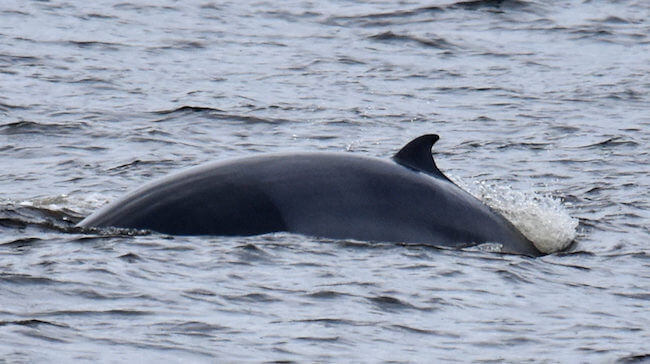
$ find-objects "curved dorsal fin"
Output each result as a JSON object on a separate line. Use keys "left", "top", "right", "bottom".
{"left": 392, "top": 134, "right": 451, "bottom": 182}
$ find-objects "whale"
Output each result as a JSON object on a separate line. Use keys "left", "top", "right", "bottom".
{"left": 78, "top": 134, "right": 543, "bottom": 256}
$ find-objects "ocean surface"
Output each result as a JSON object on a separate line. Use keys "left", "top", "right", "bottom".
{"left": 1, "top": 0, "right": 649, "bottom": 362}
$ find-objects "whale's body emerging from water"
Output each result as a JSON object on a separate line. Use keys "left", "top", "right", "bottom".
{"left": 78, "top": 135, "right": 542, "bottom": 256}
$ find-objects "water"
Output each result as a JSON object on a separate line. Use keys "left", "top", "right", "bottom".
{"left": 1, "top": 0, "right": 649, "bottom": 361}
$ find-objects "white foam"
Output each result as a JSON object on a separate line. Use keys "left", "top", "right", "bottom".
{"left": 450, "top": 175, "right": 578, "bottom": 254}
{"left": 19, "top": 195, "right": 69, "bottom": 211}
{"left": 19, "top": 193, "right": 111, "bottom": 214}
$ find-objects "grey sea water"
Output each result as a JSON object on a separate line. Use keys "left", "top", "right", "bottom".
{"left": 1, "top": 0, "right": 649, "bottom": 362}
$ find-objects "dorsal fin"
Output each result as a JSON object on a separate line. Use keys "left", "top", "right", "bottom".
{"left": 392, "top": 134, "right": 451, "bottom": 182}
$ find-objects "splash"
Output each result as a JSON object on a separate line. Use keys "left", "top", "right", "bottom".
{"left": 450, "top": 176, "right": 578, "bottom": 254}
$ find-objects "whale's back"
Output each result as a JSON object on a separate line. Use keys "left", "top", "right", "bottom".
{"left": 79, "top": 152, "right": 541, "bottom": 256}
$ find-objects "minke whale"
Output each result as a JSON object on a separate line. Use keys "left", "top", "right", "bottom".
{"left": 78, "top": 134, "right": 543, "bottom": 256}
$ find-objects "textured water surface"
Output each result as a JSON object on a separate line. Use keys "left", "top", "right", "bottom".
{"left": 1, "top": 0, "right": 649, "bottom": 362}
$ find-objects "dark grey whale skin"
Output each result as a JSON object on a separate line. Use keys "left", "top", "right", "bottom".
{"left": 78, "top": 135, "right": 542, "bottom": 257}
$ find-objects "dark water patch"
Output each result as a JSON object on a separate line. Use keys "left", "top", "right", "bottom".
{"left": 577, "top": 137, "right": 638, "bottom": 149}
{"left": 265, "top": 359, "right": 298, "bottom": 364}
{"left": 1, "top": 9, "right": 29, "bottom": 16}
{"left": 0, "top": 68, "right": 18, "bottom": 75}
{"left": 153, "top": 321, "right": 228, "bottom": 337}
{"left": 107, "top": 158, "right": 175, "bottom": 173}
{"left": 234, "top": 243, "right": 274, "bottom": 263}
{"left": 510, "top": 93, "right": 542, "bottom": 101}
{"left": 535, "top": 172, "right": 572, "bottom": 180}
{"left": 126, "top": 136, "right": 191, "bottom": 148}
{"left": 295, "top": 336, "right": 340, "bottom": 342}
{"left": 260, "top": 104, "right": 299, "bottom": 111}
{"left": 304, "top": 290, "right": 349, "bottom": 299}
{"left": 183, "top": 288, "right": 216, "bottom": 297}
{"left": 436, "top": 269, "right": 464, "bottom": 277}
{"left": 367, "top": 295, "right": 420, "bottom": 312}
{"left": 86, "top": 268, "right": 117, "bottom": 276}
{"left": 325, "top": 6, "right": 444, "bottom": 27}
{"left": 133, "top": 125, "right": 173, "bottom": 137}
{"left": 569, "top": 27, "right": 615, "bottom": 40}
{"left": 623, "top": 252, "right": 649, "bottom": 260}
{"left": 34, "top": 1, "right": 75, "bottom": 11}
{"left": 396, "top": 263, "right": 437, "bottom": 271}
{"left": 156, "top": 41, "right": 207, "bottom": 51}
{"left": 571, "top": 323, "right": 643, "bottom": 334}
{"left": 450, "top": 0, "right": 532, "bottom": 11}
{"left": 618, "top": 354, "right": 650, "bottom": 363}
{"left": 64, "top": 40, "right": 124, "bottom": 52}
{"left": 559, "top": 96, "right": 596, "bottom": 103}
{"left": 578, "top": 217, "right": 607, "bottom": 230}
{"left": 37, "top": 260, "right": 56, "bottom": 267}
{"left": 325, "top": 0, "right": 533, "bottom": 28}
{"left": 550, "top": 125, "right": 581, "bottom": 133}
{"left": 151, "top": 106, "right": 291, "bottom": 124}
{"left": 435, "top": 85, "right": 506, "bottom": 93}
{"left": 322, "top": 281, "right": 378, "bottom": 289}
{"left": 368, "top": 31, "right": 455, "bottom": 50}
{"left": 0, "top": 319, "right": 68, "bottom": 328}
{"left": 337, "top": 56, "right": 365, "bottom": 65}
{"left": 57, "top": 144, "right": 108, "bottom": 152}
{"left": 497, "top": 141, "right": 550, "bottom": 150}
{"left": 612, "top": 292, "right": 650, "bottom": 301}
{"left": 81, "top": 13, "right": 118, "bottom": 20}
{"left": 292, "top": 318, "right": 362, "bottom": 327}
{"left": 606, "top": 89, "right": 644, "bottom": 101}
{"left": 460, "top": 140, "right": 489, "bottom": 149}
{"left": 493, "top": 268, "right": 531, "bottom": 284}
{"left": 0, "top": 54, "right": 39, "bottom": 65}
{"left": 112, "top": 3, "right": 180, "bottom": 13}
{"left": 290, "top": 261, "right": 326, "bottom": 268}
{"left": 213, "top": 113, "right": 292, "bottom": 125}
{"left": 41, "top": 309, "right": 152, "bottom": 317}
{"left": 224, "top": 292, "right": 280, "bottom": 303}
{"left": 284, "top": 59, "right": 323, "bottom": 72}
{"left": 592, "top": 16, "right": 634, "bottom": 25}
{"left": 20, "top": 330, "right": 70, "bottom": 343}
{"left": 118, "top": 252, "right": 141, "bottom": 263}
{"left": 62, "top": 288, "right": 140, "bottom": 300}
{"left": 391, "top": 324, "right": 461, "bottom": 338}
{"left": 68, "top": 77, "right": 115, "bottom": 86}
{"left": 304, "top": 134, "right": 340, "bottom": 141}
{"left": 0, "top": 273, "right": 61, "bottom": 285}
{"left": 199, "top": 3, "right": 223, "bottom": 11}
{"left": 0, "top": 120, "right": 87, "bottom": 136}
{"left": 0, "top": 237, "right": 42, "bottom": 248}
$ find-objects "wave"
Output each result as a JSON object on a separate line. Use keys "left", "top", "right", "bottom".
{"left": 368, "top": 31, "right": 456, "bottom": 49}
{"left": 0, "top": 202, "right": 82, "bottom": 235}
{"left": 0, "top": 120, "right": 87, "bottom": 135}
{"left": 325, "top": 0, "right": 537, "bottom": 27}
{"left": 152, "top": 105, "right": 293, "bottom": 124}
